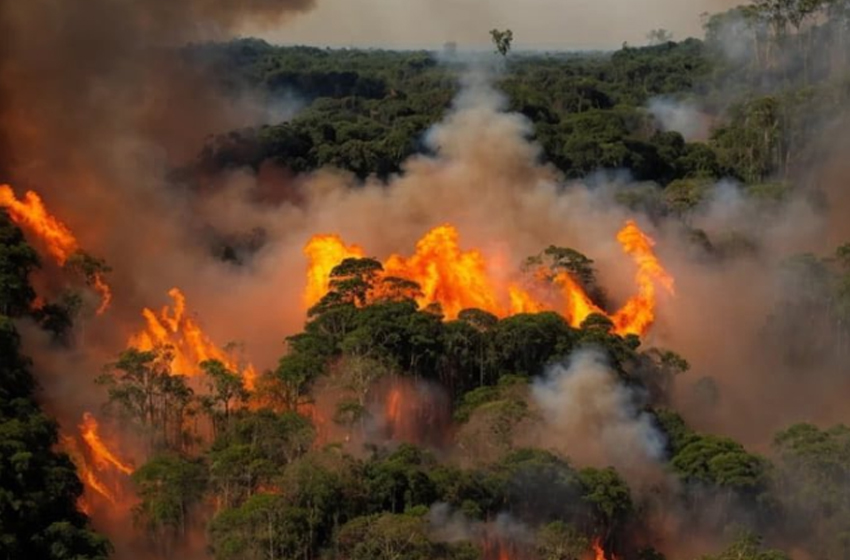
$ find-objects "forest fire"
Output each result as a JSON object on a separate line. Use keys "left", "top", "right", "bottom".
{"left": 297, "top": 402, "right": 329, "bottom": 446}
{"left": 304, "top": 221, "right": 673, "bottom": 336}
{"left": 592, "top": 537, "right": 618, "bottom": 560}
{"left": 128, "top": 288, "right": 257, "bottom": 390}
{"left": 303, "top": 234, "right": 365, "bottom": 307}
{"left": 482, "top": 534, "right": 522, "bottom": 560}
{"left": 380, "top": 377, "right": 452, "bottom": 446}
{"left": 80, "top": 412, "right": 134, "bottom": 476}
{"left": 0, "top": 184, "right": 112, "bottom": 313}
{"left": 609, "top": 220, "right": 675, "bottom": 336}
{"left": 62, "top": 413, "right": 134, "bottom": 509}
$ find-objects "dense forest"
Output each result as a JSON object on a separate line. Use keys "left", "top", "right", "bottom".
{"left": 3, "top": 1, "right": 850, "bottom": 559}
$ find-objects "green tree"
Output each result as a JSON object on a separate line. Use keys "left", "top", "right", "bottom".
{"left": 536, "top": 521, "right": 590, "bottom": 560}
{"left": 209, "top": 493, "right": 311, "bottom": 560}
{"left": 200, "top": 359, "right": 248, "bottom": 436}
{"left": 699, "top": 531, "right": 790, "bottom": 560}
{"left": 280, "top": 450, "right": 367, "bottom": 554}
{"left": 0, "top": 215, "right": 39, "bottom": 316}
{"left": 772, "top": 423, "right": 850, "bottom": 559}
{"left": 673, "top": 435, "right": 766, "bottom": 490}
{"left": 577, "top": 467, "right": 633, "bottom": 546}
{"left": 97, "top": 348, "right": 194, "bottom": 452}
{"left": 207, "top": 410, "right": 314, "bottom": 509}
{"left": 31, "top": 290, "right": 83, "bottom": 344}
{"left": 270, "top": 350, "right": 325, "bottom": 412}
{"left": 493, "top": 312, "right": 575, "bottom": 377}
{"left": 490, "top": 29, "right": 514, "bottom": 56}
{"left": 335, "top": 513, "right": 436, "bottom": 560}
{"left": 0, "top": 216, "right": 109, "bottom": 558}
{"left": 132, "top": 454, "right": 207, "bottom": 556}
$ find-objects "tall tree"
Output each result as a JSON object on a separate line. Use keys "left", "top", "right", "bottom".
{"left": 490, "top": 29, "right": 514, "bottom": 56}
{"left": 0, "top": 215, "right": 109, "bottom": 559}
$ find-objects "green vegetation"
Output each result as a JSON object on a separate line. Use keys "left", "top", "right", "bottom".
{"left": 0, "top": 216, "right": 110, "bottom": 559}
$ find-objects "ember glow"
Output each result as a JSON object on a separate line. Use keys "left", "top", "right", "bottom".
{"left": 297, "top": 402, "right": 329, "bottom": 447}
{"left": 592, "top": 537, "right": 619, "bottom": 560}
{"left": 482, "top": 535, "right": 520, "bottom": 560}
{"left": 129, "top": 287, "right": 258, "bottom": 390}
{"left": 0, "top": 184, "right": 112, "bottom": 313}
{"left": 304, "top": 220, "right": 673, "bottom": 336}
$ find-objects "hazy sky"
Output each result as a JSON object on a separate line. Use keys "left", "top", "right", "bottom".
{"left": 248, "top": 0, "right": 740, "bottom": 50}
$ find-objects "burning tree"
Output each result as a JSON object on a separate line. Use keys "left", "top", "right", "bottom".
{"left": 304, "top": 221, "right": 674, "bottom": 337}
{"left": 0, "top": 185, "right": 113, "bottom": 314}
{"left": 96, "top": 348, "right": 195, "bottom": 453}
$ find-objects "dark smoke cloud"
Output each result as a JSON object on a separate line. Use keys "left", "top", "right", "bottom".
{"left": 0, "top": 0, "right": 320, "bottom": 359}
{"left": 0, "top": 0, "right": 314, "bottom": 176}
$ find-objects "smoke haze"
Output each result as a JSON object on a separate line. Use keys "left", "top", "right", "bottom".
{"left": 530, "top": 350, "right": 666, "bottom": 478}
{"left": 4, "top": 0, "right": 850, "bottom": 556}
{"left": 254, "top": 0, "right": 741, "bottom": 49}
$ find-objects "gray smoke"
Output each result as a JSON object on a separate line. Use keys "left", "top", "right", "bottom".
{"left": 531, "top": 350, "right": 667, "bottom": 477}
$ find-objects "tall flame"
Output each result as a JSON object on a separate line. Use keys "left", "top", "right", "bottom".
{"left": 62, "top": 434, "right": 117, "bottom": 505}
{"left": 61, "top": 413, "right": 134, "bottom": 508}
{"left": 592, "top": 537, "right": 619, "bottom": 560}
{"left": 129, "top": 287, "right": 257, "bottom": 390}
{"left": 382, "top": 225, "right": 501, "bottom": 319}
{"left": 0, "top": 184, "right": 112, "bottom": 313}
{"left": 303, "top": 234, "right": 364, "bottom": 308}
{"left": 79, "top": 412, "right": 134, "bottom": 475}
{"left": 382, "top": 381, "right": 448, "bottom": 445}
{"left": 0, "top": 185, "right": 77, "bottom": 263}
{"left": 303, "top": 221, "right": 673, "bottom": 336}
{"left": 555, "top": 272, "right": 606, "bottom": 326}
{"left": 610, "top": 220, "right": 675, "bottom": 336}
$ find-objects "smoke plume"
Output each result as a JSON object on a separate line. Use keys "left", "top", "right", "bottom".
{"left": 5, "top": 0, "right": 850, "bottom": 551}
{"left": 530, "top": 350, "right": 666, "bottom": 481}
{"left": 255, "top": 0, "right": 742, "bottom": 49}
{"left": 648, "top": 97, "right": 713, "bottom": 141}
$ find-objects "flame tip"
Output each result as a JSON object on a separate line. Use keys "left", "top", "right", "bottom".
{"left": 303, "top": 220, "right": 673, "bottom": 337}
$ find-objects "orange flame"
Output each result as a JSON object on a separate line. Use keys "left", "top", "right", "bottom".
{"left": 61, "top": 413, "right": 135, "bottom": 509}
{"left": 507, "top": 284, "right": 546, "bottom": 315}
{"left": 62, "top": 434, "right": 117, "bottom": 505}
{"left": 129, "top": 288, "right": 257, "bottom": 390}
{"left": 304, "top": 221, "right": 673, "bottom": 336}
{"left": 380, "top": 378, "right": 451, "bottom": 446}
{"left": 591, "top": 537, "right": 619, "bottom": 560}
{"left": 382, "top": 225, "right": 501, "bottom": 319}
{"left": 79, "top": 412, "right": 134, "bottom": 475}
{"left": 483, "top": 534, "right": 519, "bottom": 560}
{"left": 0, "top": 185, "right": 78, "bottom": 264}
{"left": 92, "top": 273, "right": 112, "bottom": 315}
{"left": 386, "top": 387, "right": 402, "bottom": 427}
{"left": 0, "top": 184, "right": 112, "bottom": 313}
{"left": 303, "top": 234, "right": 365, "bottom": 308}
{"left": 555, "top": 272, "right": 606, "bottom": 326}
{"left": 610, "top": 220, "right": 675, "bottom": 336}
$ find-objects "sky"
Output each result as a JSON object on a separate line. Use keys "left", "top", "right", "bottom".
{"left": 246, "top": 0, "right": 741, "bottom": 50}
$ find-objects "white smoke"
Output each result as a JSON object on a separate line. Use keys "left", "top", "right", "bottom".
{"left": 648, "top": 96, "right": 711, "bottom": 141}
{"left": 531, "top": 349, "right": 666, "bottom": 475}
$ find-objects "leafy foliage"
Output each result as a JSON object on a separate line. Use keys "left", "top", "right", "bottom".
{"left": 0, "top": 215, "right": 109, "bottom": 559}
